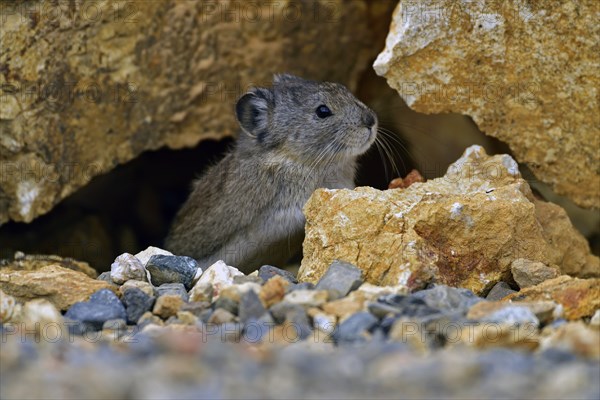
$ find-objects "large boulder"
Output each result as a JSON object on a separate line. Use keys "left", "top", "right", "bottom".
{"left": 0, "top": 0, "right": 394, "bottom": 224}
{"left": 298, "top": 146, "right": 599, "bottom": 295}
{"left": 373, "top": 0, "right": 599, "bottom": 209}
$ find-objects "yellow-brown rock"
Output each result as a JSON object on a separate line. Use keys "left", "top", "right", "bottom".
{"left": 298, "top": 146, "right": 599, "bottom": 295}
{"left": 505, "top": 276, "right": 600, "bottom": 320}
{"left": 1, "top": 253, "right": 97, "bottom": 278}
{"left": 0, "top": 264, "right": 114, "bottom": 310}
{"left": 0, "top": 0, "right": 395, "bottom": 224}
{"left": 541, "top": 322, "right": 600, "bottom": 359}
{"left": 374, "top": 0, "right": 599, "bottom": 209}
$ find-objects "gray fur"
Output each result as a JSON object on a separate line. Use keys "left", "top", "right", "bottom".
{"left": 165, "top": 74, "right": 378, "bottom": 273}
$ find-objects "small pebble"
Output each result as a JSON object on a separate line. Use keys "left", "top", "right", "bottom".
{"left": 333, "top": 312, "right": 378, "bottom": 344}
{"left": 189, "top": 282, "right": 213, "bottom": 303}
{"left": 486, "top": 281, "right": 517, "bottom": 301}
{"left": 258, "top": 265, "right": 298, "bottom": 284}
{"left": 156, "top": 283, "right": 189, "bottom": 302}
{"left": 137, "top": 311, "right": 165, "bottom": 330}
{"left": 134, "top": 246, "right": 173, "bottom": 266}
{"left": 122, "top": 287, "right": 156, "bottom": 324}
{"left": 239, "top": 290, "right": 267, "bottom": 324}
{"left": 195, "top": 260, "right": 244, "bottom": 299}
{"left": 259, "top": 275, "right": 289, "bottom": 308}
{"left": 110, "top": 253, "right": 147, "bottom": 284}
{"left": 269, "top": 302, "right": 305, "bottom": 325}
{"left": 153, "top": 294, "right": 184, "bottom": 319}
{"left": 120, "top": 280, "right": 155, "bottom": 297}
{"left": 146, "top": 255, "right": 199, "bottom": 289}
{"left": 65, "top": 289, "right": 127, "bottom": 332}
{"left": 315, "top": 260, "right": 363, "bottom": 297}
{"left": 511, "top": 259, "right": 560, "bottom": 289}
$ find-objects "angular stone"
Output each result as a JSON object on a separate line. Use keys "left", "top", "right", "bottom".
{"left": 238, "top": 290, "right": 267, "bottom": 324}
{"left": 122, "top": 287, "right": 156, "bottom": 325}
{"left": 156, "top": 283, "right": 189, "bottom": 302}
{"left": 195, "top": 261, "right": 244, "bottom": 300}
{"left": 146, "top": 255, "right": 198, "bottom": 289}
{"left": 110, "top": 253, "right": 147, "bottom": 284}
{"left": 258, "top": 265, "right": 298, "bottom": 284}
{"left": 511, "top": 259, "right": 560, "bottom": 289}
{"left": 0, "top": 265, "right": 114, "bottom": 311}
{"left": 65, "top": 289, "right": 126, "bottom": 332}
{"left": 332, "top": 312, "right": 378, "bottom": 344}
{"left": 505, "top": 276, "right": 600, "bottom": 320}
{"left": 189, "top": 282, "right": 213, "bottom": 303}
{"left": 152, "top": 295, "right": 184, "bottom": 319}
{"left": 486, "top": 282, "right": 517, "bottom": 301}
{"left": 314, "top": 260, "right": 363, "bottom": 297}
{"left": 0, "top": 1, "right": 395, "bottom": 224}
{"left": 259, "top": 275, "right": 289, "bottom": 308}
{"left": 119, "top": 280, "right": 155, "bottom": 298}
{"left": 298, "top": 146, "right": 599, "bottom": 295}
{"left": 134, "top": 247, "right": 173, "bottom": 267}
{"left": 374, "top": 0, "right": 600, "bottom": 208}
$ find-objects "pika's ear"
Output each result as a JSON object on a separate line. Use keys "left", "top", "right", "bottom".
{"left": 235, "top": 88, "right": 273, "bottom": 138}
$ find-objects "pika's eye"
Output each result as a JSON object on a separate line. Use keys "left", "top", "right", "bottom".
{"left": 315, "top": 105, "right": 332, "bottom": 118}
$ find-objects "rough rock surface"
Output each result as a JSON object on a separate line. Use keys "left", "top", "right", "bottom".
{"left": 0, "top": 0, "right": 395, "bottom": 224}
{"left": 1, "top": 253, "right": 97, "bottom": 278}
{"left": 373, "top": 0, "right": 600, "bottom": 208}
{"left": 298, "top": 146, "right": 599, "bottom": 294}
{"left": 511, "top": 259, "right": 560, "bottom": 289}
{"left": 0, "top": 264, "right": 113, "bottom": 310}
{"left": 505, "top": 276, "right": 600, "bottom": 320}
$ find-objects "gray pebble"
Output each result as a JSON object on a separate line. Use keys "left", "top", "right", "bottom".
{"left": 486, "top": 281, "right": 517, "bottom": 301}
{"left": 238, "top": 290, "right": 267, "bottom": 324}
{"left": 258, "top": 265, "right": 298, "bottom": 284}
{"left": 146, "top": 255, "right": 198, "bottom": 289}
{"left": 315, "top": 260, "right": 362, "bottom": 297}
{"left": 122, "top": 287, "right": 155, "bottom": 324}
{"left": 65, "top": 289, "right": 126, "bottom": 332}
{"left": 333, "top": 312, "right": 378, "bottom": 344}
{"left": 156, "top": 283, "right": 189, "bottom": 302}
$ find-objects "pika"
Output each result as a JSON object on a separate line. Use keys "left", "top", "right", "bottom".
{"left": 165, "top": 74, "right": 378, "bottom": 273}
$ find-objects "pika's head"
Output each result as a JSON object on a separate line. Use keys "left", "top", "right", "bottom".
{"left": 235, "top": 74, "right": 378, "bottom": 163}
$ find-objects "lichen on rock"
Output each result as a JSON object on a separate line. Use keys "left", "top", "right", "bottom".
{"left": 298, "top": 145, "right": 599, "bottom": 295}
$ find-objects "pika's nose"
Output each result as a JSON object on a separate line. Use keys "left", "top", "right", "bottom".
{"left": 363, "top": 113, "right": 376, "bottom": 128}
